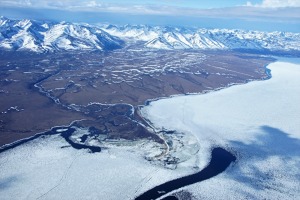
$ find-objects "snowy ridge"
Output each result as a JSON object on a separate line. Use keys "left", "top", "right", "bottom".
{"left": 102, "top": 24, "right": 300, "bottom": 52}
{"left": 1, "top": 16, "right": 300, "bottom": 52}
{"left": 0, "top": 16, "right": 124, "bottom": 52}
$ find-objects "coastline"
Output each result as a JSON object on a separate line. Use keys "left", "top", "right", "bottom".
{"left": 0, "top": 119, "right": 87, "bottom": 153}
{"left": 142, "top": 58, "right": 275, "bottom": 108}
{"left": 139, "top": 58, "right": 300, "bottom": 199}
{"left": 1, "top": 58, "right": 299, "bottom": 200}
{"left": 0, "top": 57, "right": 276, "bottom": 155}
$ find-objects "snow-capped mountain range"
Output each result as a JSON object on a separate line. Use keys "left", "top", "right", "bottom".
{"left": 1, "top": 16, "right": 300, "bottom": 53}
{"left": 102, "top": 24, "right": 300, "bottom": 52}
{"left": 0, "top": 16, "right": 124, "bottom": 52}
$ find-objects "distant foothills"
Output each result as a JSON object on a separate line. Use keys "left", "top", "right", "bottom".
{"left": 0, "top": 16, "right": 300, "bottom": 55}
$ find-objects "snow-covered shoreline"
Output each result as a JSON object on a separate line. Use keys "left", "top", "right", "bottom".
{"left": 0, "top": 58, "right": 299, "bottom": 200}
{"left": 141, "top": 58, "right": 300, "bottom": 199}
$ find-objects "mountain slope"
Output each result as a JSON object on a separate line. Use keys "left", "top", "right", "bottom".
{"left": 1, "top": 16, "right": 300, "bottom": 53}
{"left": 102, "top": 24, "right": 300, "bottom": 52}
{"left": 0, "top": 17, "right": 124, "bottom": 52}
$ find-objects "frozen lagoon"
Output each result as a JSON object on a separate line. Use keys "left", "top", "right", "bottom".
{"left": 141, "top": 59, "right": 300, "bottom": 199}
{"left": 0, "top": 59, "right": 299, "bottom": 200}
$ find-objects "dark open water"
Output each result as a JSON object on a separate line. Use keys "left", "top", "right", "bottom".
{"left": 135, "top": 147, "right": 236, "bottom": 200}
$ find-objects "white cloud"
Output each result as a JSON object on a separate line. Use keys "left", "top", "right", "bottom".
{"left": 86, "top": 1, "right": 101, "bottom": 7}
{"left": 247, "top": 0, "right": 300, "bottom": 8}
{"left": 246, "top": 1, "right": 254, "bottom": 6}
{"left": 0, "top": 0, "right": 101, "bottom": 8}
{"left": 0, "top": 0, "right": 299, "bottom": 22}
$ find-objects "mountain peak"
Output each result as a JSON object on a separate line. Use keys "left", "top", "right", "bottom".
{"left": 0, "top": 17, "right": 300, "bottom": 54}
{"left": 0, "top": 17, "right": 124, "bottom": 52}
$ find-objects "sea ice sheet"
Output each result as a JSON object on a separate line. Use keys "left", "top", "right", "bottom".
{"left": 141, "top": 59, "right": 300, "bottom": 199}
{"left": 0, "top": 134, "right": 194, "bottom": 200}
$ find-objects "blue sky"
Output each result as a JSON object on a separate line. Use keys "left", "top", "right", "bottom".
{"left": 0, "top": 0, "right": 300, "bottom": 32}
{"left": 1, "top": 0, "right": 299, "bottom": 9}
{"left": 98, "top": 0, "right": 262, "bottom": 8}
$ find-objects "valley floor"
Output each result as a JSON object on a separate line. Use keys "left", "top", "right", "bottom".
{"left": 0, "top": 50, "right": 272, "bottom": 146}
{"left": 1, "top": 51, "right": 297, "bottom": 200}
